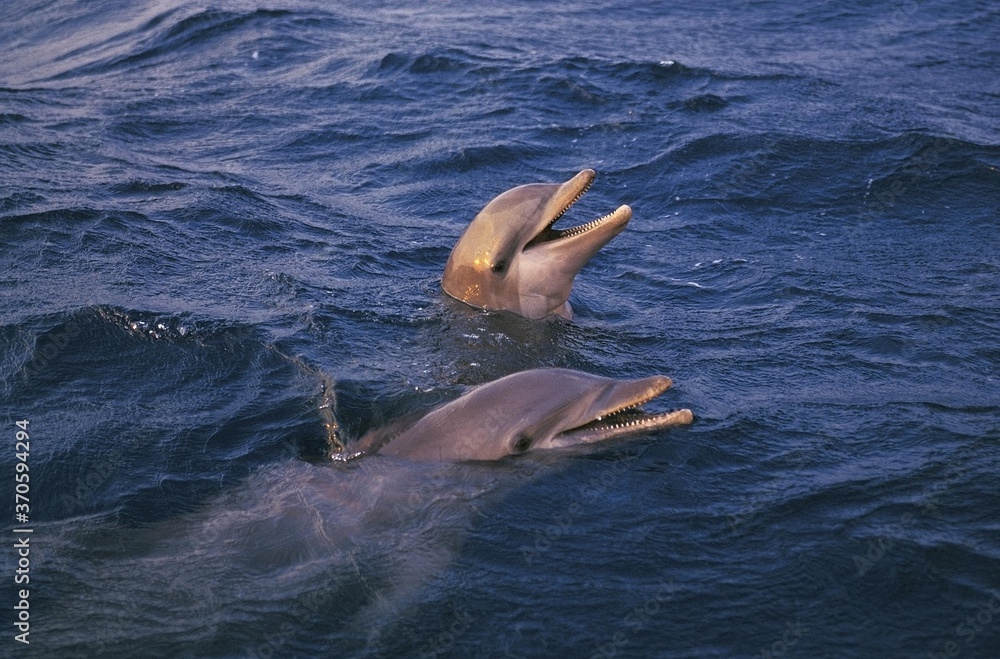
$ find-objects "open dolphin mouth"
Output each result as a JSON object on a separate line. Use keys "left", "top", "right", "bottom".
{"left": 564, "top": 407, "right": 695, "bottom": 441}
{"left": 546, "top": 375, "right": 694, "bottom": 447}
{"left": 360, "top": 367, "right": 693, "bottom": 462}
{"left": 524, "top": 169, "right": 632, "bottom": 251}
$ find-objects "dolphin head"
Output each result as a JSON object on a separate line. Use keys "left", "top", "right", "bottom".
{"left": 442, "top": 170, "right": 632, "bottom": 320}
{"left": 367, "top": 368, "right": 693, "bottom": 462}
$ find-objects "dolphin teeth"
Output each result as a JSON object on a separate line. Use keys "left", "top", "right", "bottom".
{"left": 550, "top": 177, "right": 594, "bottom": 225}
{"left": 579, "top": 400, "right": 692, "bottom": 434}
{"left": 593, "top": 410, "right": 671, "bottom": 431}
{"left": 586, "top": 406, "right": 645, "bottom": 429}
{"left": 546, "top": 207, "right": 626, "bottom": 242}
{"left": 523, "top": 172, "right": 632, "bottom": 251}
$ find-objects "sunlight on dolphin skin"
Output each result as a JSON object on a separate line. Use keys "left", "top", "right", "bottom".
{"left": 442, "top": 170, "right": 631, "bottom": 320}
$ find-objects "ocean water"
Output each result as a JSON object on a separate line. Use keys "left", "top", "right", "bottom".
{"left": 2, "top": 0, "right": 999, "bottom": 656}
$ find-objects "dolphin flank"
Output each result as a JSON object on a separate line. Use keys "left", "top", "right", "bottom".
{"left": 442, "top": 169, "right": 631, "bottom": 320}
{"left": 355, "top": 368, "right": 693, "bottom": 462}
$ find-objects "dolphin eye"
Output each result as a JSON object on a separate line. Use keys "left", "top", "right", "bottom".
{"left": 491, "top": 259, "right": 508, "bottom": 274}
{"left": 512, "top": 435, "right": 532, "bottom": 453}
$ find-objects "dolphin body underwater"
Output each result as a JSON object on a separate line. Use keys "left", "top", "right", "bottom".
{"left": 442, "top": 169, "right": 631, "bottom": 320}
{"left": 352, "top": 368, "right": 693, "bottom": 462}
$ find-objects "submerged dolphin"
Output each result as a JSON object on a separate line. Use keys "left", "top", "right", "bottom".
{"left": 442, "top": 169, "right": 631, "bottom": 320}
{"left": 355, "top": 368, "right": 693, "bottom": 462}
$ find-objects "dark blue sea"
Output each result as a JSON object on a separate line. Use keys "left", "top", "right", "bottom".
{"left": 2, "top": 1, "right": 999, "bottom": 656}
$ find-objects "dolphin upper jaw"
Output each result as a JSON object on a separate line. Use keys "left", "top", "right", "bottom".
{"left": 441, "top": 169, "right": 632, "bottom": 320}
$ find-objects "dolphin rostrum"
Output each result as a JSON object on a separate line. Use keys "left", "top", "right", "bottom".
{"left": 354, "top": 368, "right": 693, "bottom": 462}
{"left": 442, "top": 169, "right": 632, "bottom": 320}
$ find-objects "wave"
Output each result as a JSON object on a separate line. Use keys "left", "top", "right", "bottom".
{"left": 40, "top": 7, "right": 295, "bottom": 82}
{"left": 4, "top": 305, "right": 329, "bottom": 523}
{"left": 608, "top": 130, "right": 1000, "bottom": 214}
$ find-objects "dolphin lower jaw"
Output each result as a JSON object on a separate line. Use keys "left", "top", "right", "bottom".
{"left": 537, "top": 375, "right": 693, "bottom": 449}
{"left": 544, "top": 408, "right": 695, "bottom": 448}
{"left": 515, "top": 203, "right": 632, "bottom": 319}
{"left": 524, "top": 203, "right": 632, "bottom": 252}
{"left": 519, "top": 202, "right": 632, "bottom": 285}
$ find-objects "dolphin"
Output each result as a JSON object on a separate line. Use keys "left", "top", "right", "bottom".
{"left": 354, "top": 368, "right": 693, "bottom": 462}
{"left": 442, "top": 169, "right": 632, "bottom": 320}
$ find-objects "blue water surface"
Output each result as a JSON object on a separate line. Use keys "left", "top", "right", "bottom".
{"left": 2, "top": 1, "right": 999, "bottom": 657}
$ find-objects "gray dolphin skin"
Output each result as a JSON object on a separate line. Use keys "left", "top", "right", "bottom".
{"left": 356, "top": 368, "right": 693, "bottom": 462}
{"left": 442, "top": 169, "right": 632, "bottom": 320}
